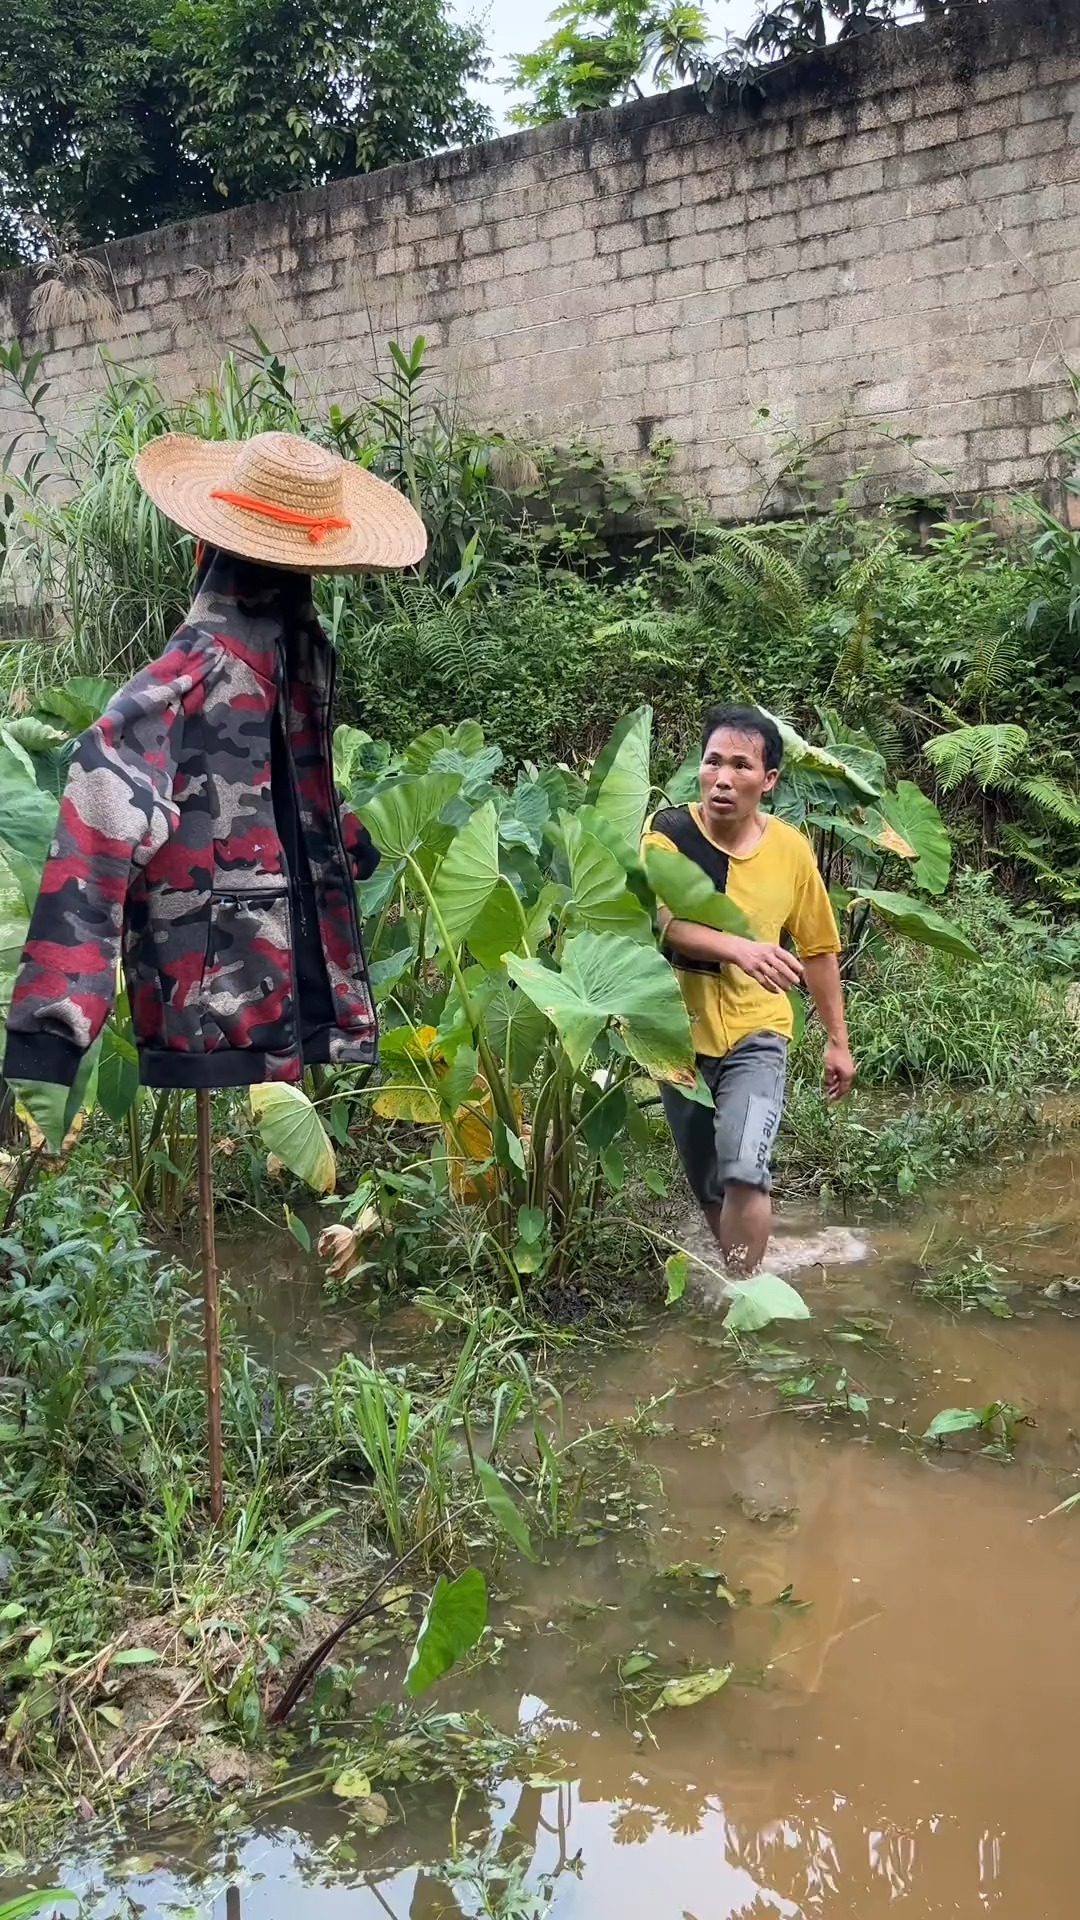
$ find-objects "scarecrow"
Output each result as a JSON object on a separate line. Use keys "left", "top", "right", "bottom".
{"left": 4, "top": 429, "right": 425, "bottom": 1089}
{"left": 3, "top": 429, "right": 426, "bottom": 1516}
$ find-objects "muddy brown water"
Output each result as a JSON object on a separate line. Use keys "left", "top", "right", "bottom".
{"left": 20, "top": 1146, "right": 1080, "bottom": 1917}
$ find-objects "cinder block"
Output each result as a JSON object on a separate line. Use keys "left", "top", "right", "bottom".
{"left": 632, "top": 178, "right": 683, "bottom": 218}
{"left": 903, "top": 112, "right": 961, "bottom": 153}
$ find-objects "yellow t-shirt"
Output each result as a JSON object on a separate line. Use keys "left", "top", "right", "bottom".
{"left": 641, "top": 805, "right": 840, "bottom": 1058}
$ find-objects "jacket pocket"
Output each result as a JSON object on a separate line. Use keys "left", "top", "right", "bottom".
{"left": 198, "top": 888, "right": 293, "bottom": 1052}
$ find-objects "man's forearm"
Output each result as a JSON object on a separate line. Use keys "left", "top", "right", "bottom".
{"left": 658, "top": 916, "right": 743, "bottom": 967}
{"left": 803, "top": 952, "right": 848, "bottom": 1042}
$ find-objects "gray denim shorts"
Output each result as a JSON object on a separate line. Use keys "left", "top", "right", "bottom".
{"left": 660, "top": 1032, "right": 788, "bottom": 1208}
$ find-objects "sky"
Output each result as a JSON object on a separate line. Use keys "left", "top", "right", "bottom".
{"left": 457, "top": 0, "right": 766, "bottom": 127}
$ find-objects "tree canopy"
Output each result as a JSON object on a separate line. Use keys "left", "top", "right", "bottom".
{"left": 506, "top": 0, "right": 986, "bottom": 126}
{"left": 505, "top": 2, "right": 714, "bottom": 128}
{"left": 0, "top": 0, "right": 493, "bottom": 263}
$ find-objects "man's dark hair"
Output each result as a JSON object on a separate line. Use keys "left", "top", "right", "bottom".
{"left": 700, "top": 703, "right": 783, "bottom": 772}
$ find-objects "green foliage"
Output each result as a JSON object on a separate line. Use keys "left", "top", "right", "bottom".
{"left": 778, "top": 1080, "right": 1032, "bottom": 1203}
{"left": 0, "top": 1170, "right": 565, "bottom": 1798}
{"left": 724, "top": 1271, "right": 810, "bottom": 1333}
{"left": 0, "top": 1899, "right": 79, "bottom": 1919}
{"left": 915, "top": 1243, "right": 1014, "bottom": 1318}
{"left": 924, "top": 724, "right": 1029, "bottom": 792}
{"left": 922, "top": 1399, "right": 1026, "bottom": 1457}
{"left": 249, "top": 1082, "right": 337, "bottom": 1193}
{"left": 506, "top": 0, "right": 712, "bottom": 127}
{"left": 0, "top": 0, "right": 491, "bottom": 256}
{"left": 11, "top": 336, "right": 1078, "bottom": 924}
{"left": 842, "top": 874, "right": 1075, "bottom": 1092}
{"left": 405, "top": 1569, "right": 488, "bottom": 1696}
{"left": 712, "top": 1, "right": 986, "bottom": 97}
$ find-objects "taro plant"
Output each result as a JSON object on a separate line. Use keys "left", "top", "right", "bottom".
{"left": 284, "top": 704, "right": 978, "bottom": 1291}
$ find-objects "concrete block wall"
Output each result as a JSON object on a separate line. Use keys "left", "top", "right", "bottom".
{"left": 1, "top": 0, "right": 1079, "bottom": 518}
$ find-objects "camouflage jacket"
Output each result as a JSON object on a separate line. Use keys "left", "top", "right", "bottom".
{"left": 3, "top": 553, "right": 379, "bottom": 1090}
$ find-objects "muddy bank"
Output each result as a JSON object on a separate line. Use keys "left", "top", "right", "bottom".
{"left": 12, "top": 1144, "right": 1080, "bottom": 1918}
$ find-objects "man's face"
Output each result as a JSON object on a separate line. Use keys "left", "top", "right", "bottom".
{"left": 699, "top": 726, "right": 778, "bottom": 828}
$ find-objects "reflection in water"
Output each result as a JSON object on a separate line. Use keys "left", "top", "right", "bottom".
{"left": 29, "top": 1144, "right": 1080, "bottom": 1919}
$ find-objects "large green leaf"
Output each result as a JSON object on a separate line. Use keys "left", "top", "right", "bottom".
{"left": 0, "top": 747, "right": 59, "bottom": 868}
{"left": 249, "top": 1084, "right": 337, "bottom": 1193}
{"left": 404, "top": 720, "right": 486, "bottom": 772}
{"left": 579, "top": 1078, "right": 630, "bottom": 1153}
{"left": 477, "top": 969, "right": 549, "bottom": 1080}
{"left": 97, "top": 1024, "right": 140, "bottom": 1125}
{"left": 37, "top": 676, "right": 116, "bottom": 733}
{"left": 358, "top": 857, "right": 404, "bottom": 919}
{"left": 853, "top": 889, "right": 979, "bottom": 962}
{"left": 587, "top": 707, "right": 653, "bottom": 850}
{"left": 923, "top": 1406, "right": 984, "bottom": 1441}
{"left": 570, "top": 803, "right": 639, "bottom": 871}
{"left": 12, "top": 1039, "right": 99, "bottom": 1154}
{"left": 878, "top": 782, "right": 951, "bottom": 896}
{"left": 2, "top": 717, "right": 66, "bottom": 756}
{"left": 467, "top": 879, "right": 528, "bottom": 969}
{"left": 404, "top": 1568, "right": 488, "bottom": 1697}
{"left": 563, "top": 813, "right": 652, "bottom": 943}
{"left": 724, "top": 1271, "right": 810, "bottom": 1333}
{"left": 333, "top": 723, "right": 377, "bottom": 792}
{"left": 507, "top": 931, "right": 695, "bottom": 1083}
{"left": 367, "top": 944, "right": 416, "bottom": 1004}
{"left": 643, "top": 844, "right": 751, "bottom": 937}
{"left": 360, "top": 773, "right": 461, "bottom": 861}
{"left": 432, "top": 800, "right": 501, "bottom": 949}
{"left": 0, "top": 850, "right": 30, "bottom": 962}
{"left": 805, "top": 809, "right": 914, "bottom": 864}
{"left": 766, "top": 712, "right": 881, "bottom": 802}
{"left": 497, "top": 777, "right": 550, "bottom": 855}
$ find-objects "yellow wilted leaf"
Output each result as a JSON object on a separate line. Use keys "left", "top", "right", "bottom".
{"left": 872, "top": 820, "right": 916, "bottom": 860}
{"left": 18, "top": 1102, "right": 87, "bottom": 1158}
{"left": 373, "top": 1081, "right": 441, "bottom": 1122}
{"left": 446, "top": 1087, "right": 525, "bottom": 1202}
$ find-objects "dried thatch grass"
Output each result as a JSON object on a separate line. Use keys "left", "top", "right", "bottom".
{"left": 30, "top": 257, "right": 122, "bottom": 336}
{"left": 190, "top": 254, "right": 280, "bottom": 325}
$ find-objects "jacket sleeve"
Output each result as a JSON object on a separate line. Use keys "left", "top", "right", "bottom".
{"left": 3, "top": 662, "right": 186, "bottom": 1087}
{"left": 339, "top": 802, "right": 381, "bottom": 883}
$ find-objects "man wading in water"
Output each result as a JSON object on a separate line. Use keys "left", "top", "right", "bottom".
{"left": 642, "top": 704, "right": 856, "bottom": 1274}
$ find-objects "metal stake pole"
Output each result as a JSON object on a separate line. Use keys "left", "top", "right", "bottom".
{"left": 196, "top": 1086, "right": 224, "bottom": 1523}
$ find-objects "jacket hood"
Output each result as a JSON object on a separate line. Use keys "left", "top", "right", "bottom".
{"left": 188, "top": 546, "right": 322, "bottom": 684}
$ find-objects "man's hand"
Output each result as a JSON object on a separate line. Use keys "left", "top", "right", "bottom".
{"left": 823, "top": 1039, "right": 856, "bottom": 1101}
{"left": 727, "top": 936, "right": 804, "bottom": 994}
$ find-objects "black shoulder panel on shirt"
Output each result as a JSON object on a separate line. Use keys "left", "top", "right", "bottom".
{"left": 649, "top": 805, "right": 730, "bottom": 977}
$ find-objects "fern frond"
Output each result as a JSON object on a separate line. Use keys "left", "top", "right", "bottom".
{"left": 998, "top": 824, "right": 1080, "bottom": 902}
{"left": 923, "top": 723, "right": 1028, "bottom": 793}
{"left": 398, "top": 583, "right": 492, "bottom": 689}
{"left": 836, "top": 533, "right": 898, "bottom": 608}
{"left": 685, "top": 528, "right": 808, "bottom": 627}
{"left": 1018, "top": 775, "right": 1080, "bottom": 833}
{"left": 957, "top": 626, "right": 1024, "bottom": 709}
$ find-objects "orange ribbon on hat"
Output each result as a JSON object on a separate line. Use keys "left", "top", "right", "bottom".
{"left": 210, "top": 489, "right": 351, "bottom": 544}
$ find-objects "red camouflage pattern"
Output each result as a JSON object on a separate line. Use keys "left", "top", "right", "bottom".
{"left": 4, "top": 553, "right": 379, "bottom": 1089}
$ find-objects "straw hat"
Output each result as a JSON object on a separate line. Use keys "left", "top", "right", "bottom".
{"left": 133, "top": 429, "right": 427, "bottom": 574}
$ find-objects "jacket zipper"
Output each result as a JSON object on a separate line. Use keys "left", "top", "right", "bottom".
{"left": 276, "top": 667, "right": 311, "bottom": 942}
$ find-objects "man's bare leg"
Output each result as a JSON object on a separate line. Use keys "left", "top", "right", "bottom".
{"left": 703, "top": 1181, "right": 771, "bottom": 1275}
